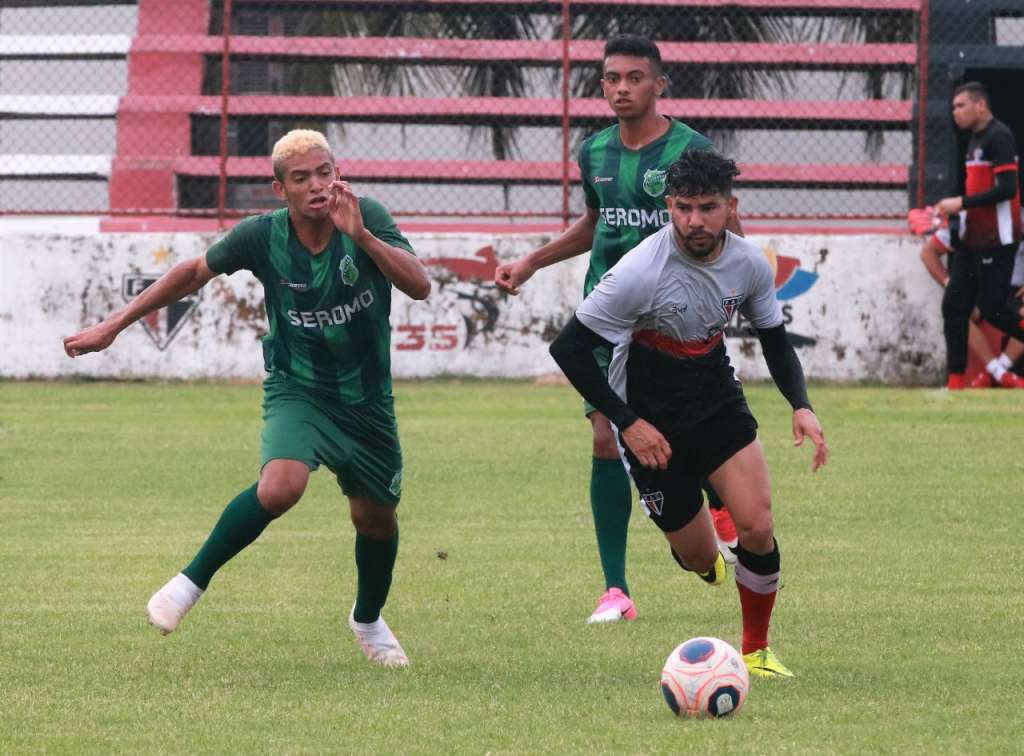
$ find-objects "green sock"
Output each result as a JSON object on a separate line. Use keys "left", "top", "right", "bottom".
{"left": 182, "top": 484, "right": 276, "bottom": 590}
{"left": 353, "top": 530, "right": 399, "bottom": 623}
{"left": 590, "top": 457, "right": 632, "bottom": 595}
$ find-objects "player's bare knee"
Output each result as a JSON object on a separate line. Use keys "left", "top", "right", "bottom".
{"left": 688, "top": 545, "right": 719, "bottom": 574}
{"left": 257, "top": 475, "right": 306, "bottom": 515}
{"left": 590, "top": 414, "right": 619, "bottom": 459}
{"left": 592, "top": 435, "right": 619, "bottom": 459}
{"left": 350, "top": 503, "right": 397, "bottom": 539}
{"left": 736, "top": 511, "right": 774, "bottom": 553}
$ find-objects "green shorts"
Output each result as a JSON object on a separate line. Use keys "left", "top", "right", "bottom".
{"left": 582, "top": 345, "right": 612, "bottom": 418}
{"left": 260, "top": 374, "right": 403, "bottom": 505}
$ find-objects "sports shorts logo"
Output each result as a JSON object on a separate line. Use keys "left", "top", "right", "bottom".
{"left": 642, "top": 168, "right": 667, "bottom": 197}
{"left": 641, "top": 490, "right": 664, "bottom": 516}
{"left": 122, "top": 274, "right": 200, "bottom": 350}
{"left": 340, "top": 255, "right": 359, "bottom": 285}
{"left": 389, "top": 469, "right": 403, "bottom": 497}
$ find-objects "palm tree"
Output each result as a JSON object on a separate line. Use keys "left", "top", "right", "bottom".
{"left": 291, "top": 7, "right": 541, "bottom": 161}
{"left": 804, "top": 11, "right": 917, "bottom": 159}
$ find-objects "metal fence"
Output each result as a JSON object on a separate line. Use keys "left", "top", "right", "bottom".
{"left": 0, "top": 0, "right": 970, "bottom": 225}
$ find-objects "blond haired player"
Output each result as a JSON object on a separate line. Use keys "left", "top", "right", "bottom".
{"left": 64, "top": 129, "right": 430, "bottom": 666}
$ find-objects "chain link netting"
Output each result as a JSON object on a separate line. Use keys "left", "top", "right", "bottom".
{"left": 7, "top": 1, "right": 1018, "bottom": 223}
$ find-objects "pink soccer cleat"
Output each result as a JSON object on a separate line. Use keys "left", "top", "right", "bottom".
{"left": 586, "top": 587, "right": 637, "bottom": 624}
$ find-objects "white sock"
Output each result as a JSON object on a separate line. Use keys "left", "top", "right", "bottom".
{"left": 350, "top": 605, "right": 386, "bottom": 632}
{"left": 167, "top": 573, "right": 203, "bottom": 605}
{"left": 998, "top": 353, "right": 1013, "bottom": 371}
{"left": 987, "top": 358, "right": 1007, "bottom": 381}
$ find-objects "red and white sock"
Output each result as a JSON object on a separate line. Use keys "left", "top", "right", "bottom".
{"left": 734, "top": 539, "right": 780, "bottom": 655}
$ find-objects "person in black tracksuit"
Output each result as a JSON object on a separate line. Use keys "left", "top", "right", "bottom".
{"left": 936, "top": 81, "right": 1024, "bottom": 389}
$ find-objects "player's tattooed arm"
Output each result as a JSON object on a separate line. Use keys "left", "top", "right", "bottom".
{"left": 63, "top": 257, "right": 217, "bottom": 357}
{"left": 328, "top": 180, "right": 430, "bottom": 300}
{"left": 495, "top": 207, "right": 600, "bottom": 295}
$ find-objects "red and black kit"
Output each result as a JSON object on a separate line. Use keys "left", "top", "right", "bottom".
{"left": 943, "top": 117, "right": 1024, "bottom": 374}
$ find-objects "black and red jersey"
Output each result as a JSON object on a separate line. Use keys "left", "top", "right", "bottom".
{"left": 962, "top": 118, "right": 1021, "bottom": 249}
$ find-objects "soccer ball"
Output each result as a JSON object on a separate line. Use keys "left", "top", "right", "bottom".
{"left": 660, "top": 637, "right": 749, "bottom": 718}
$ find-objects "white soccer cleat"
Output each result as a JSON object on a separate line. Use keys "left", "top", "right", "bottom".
{"left": 349, "top": 606, "right": 409, "bottom": 667}
{"left": 146, "top": 573, "right": 203, "bottom": 635}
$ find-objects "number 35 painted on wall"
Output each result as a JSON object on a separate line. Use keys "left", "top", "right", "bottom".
{"left": 395, "top": 324, "right": 460, "bottom": 351}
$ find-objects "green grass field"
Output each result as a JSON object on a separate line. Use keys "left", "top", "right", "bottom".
{"left": 2, "top": 380, "right": 1022, "bottom": 754}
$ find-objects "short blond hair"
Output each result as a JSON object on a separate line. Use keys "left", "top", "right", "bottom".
{"left": 271, "top": 129, "right": 333, "bottom": 180}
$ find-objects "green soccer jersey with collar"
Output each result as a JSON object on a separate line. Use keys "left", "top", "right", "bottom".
{"left": 206, "top": 198, "right": 413, "bottom": 404}
{"left": 578, "top": 118, "right": 714, "bottom": 295}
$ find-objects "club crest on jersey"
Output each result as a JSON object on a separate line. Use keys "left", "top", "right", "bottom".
{"left": 641, "top": 491, "right": 664, "bottom": 516}
{"left": 122, "top": 274, "right": 201, "bottom": 350}
{"left": 721, "top": 294, "right": 743, "bottom": 320}
{"left": 339, "top": 255, "right": 359, "bottom": 285}
{"left": 642, "top": 168, "right": 667, "bottom": 197}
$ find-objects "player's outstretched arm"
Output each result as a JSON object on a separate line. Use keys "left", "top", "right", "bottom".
{"left": 756, "top": 323, "right": 829, "bottom": 471}
{"left": 494, "top": 208, "right": 599, "bottom": 295}
{"left": 328, "top": 180, "right": 430, "bottom": 300}
{"left": 63, "top": 256, "right": 217, "bottom": 357}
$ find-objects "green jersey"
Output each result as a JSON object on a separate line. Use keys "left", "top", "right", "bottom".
{"left": 578, "top": 118, "right": 713, "bottom": 295}
{"left": 206, "top": 199, "right": 413, "bottom": 404}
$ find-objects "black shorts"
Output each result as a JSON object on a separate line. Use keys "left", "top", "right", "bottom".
{"left": 623, "top": 402, "right": 758, "bottom": 533}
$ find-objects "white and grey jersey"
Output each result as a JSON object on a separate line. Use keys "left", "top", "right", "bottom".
{"left": 576, "top": 226, "right": 782, "bottom": 434}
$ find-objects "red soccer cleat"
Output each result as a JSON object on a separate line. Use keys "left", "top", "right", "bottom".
{"left": 998, "top": 371, "right": 1024, "bottom": 388}
{"left": 969, "top": 371, "right": 994, "bottom": 389}
{"left": 711, "top": 507, "right": 738, "bottom": 564}
{"left": 947, "top": 373, "right": 967, "bottom": 390}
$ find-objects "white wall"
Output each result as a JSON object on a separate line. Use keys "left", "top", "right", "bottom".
{"left": 0, "top": 230, "right": 945, "bottom": 384}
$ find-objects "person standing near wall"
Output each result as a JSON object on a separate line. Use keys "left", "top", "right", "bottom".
{"left": 919, "top": 216, "right": 1024, "bottom": 387}
{"left": 935, "top": 82, "right": 1024, "bottom": 389}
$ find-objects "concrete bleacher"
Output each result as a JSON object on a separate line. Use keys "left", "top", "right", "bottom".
{"left": 2, "top": 0, "right": 920, "bottom": 222}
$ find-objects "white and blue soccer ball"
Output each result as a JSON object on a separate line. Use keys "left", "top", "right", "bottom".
{"left": 660, "top": 637, "right": 750, "bottom": 718}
